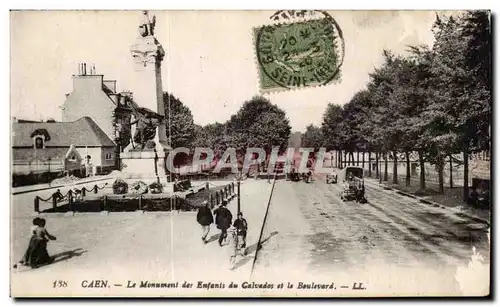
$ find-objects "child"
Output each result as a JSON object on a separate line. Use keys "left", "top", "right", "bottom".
{"left": 233, "top": 212, "right": 248, "bottom": 250}
{"left": 35, "top": 218, "right": 57, "bottom": 242}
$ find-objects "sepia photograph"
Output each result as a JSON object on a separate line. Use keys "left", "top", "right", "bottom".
{"left": 9, "top": 9, "right": 491, "bottom": 297}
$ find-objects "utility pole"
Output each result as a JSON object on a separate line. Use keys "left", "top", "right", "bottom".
{"left": 237, "top": 179, "right": 241, "bottom": 214}
{"left": 236, "top": 171, "right": 242, "bottom": 214}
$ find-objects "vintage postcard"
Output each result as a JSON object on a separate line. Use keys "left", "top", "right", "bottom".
{"left": 10, "top": 10, "right": 491, "bottom": 297}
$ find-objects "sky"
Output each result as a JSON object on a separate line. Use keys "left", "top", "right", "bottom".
{"left": 10, "top": 10, "right": 443, "bottom": 132}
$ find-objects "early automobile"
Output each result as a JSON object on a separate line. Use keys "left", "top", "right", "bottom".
{"left": 287, "top": 167, "right": 301, "bottom": 181}
{"left": 302, "top": 170, "right": 312, "bottom": 183}
{"left": 339, "top": 166, "right": 367, "bottom": 203}
{"left": 326, "top": 171, "right": 338, "bottom": 184}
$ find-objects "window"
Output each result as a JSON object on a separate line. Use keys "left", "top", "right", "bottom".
{"left": 34, "top": 136, "right": 44, "bottom": 149}
{"left": 105, "top": 153, "right": 114, "bottom": 160}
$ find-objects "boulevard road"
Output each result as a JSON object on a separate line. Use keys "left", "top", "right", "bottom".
{"left": 251, "top": 174, "right": 490, "bottom": 295}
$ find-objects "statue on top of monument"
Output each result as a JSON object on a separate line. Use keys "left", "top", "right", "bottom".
{"left": 139, "top": 10, "right": 156, "bottom": 37}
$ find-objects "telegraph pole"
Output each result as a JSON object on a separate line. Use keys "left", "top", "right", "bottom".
{"left": 237, "top": 179, "right": 241, "bottom": 214}
{"left": 236, "top": 171, "right": 242, "bottom": 214}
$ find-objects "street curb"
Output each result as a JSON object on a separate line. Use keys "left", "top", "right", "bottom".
{"left": 395, "top": 190, "right": 418, "bottom": 199}
{"left": 12, "top": 177, "right": 113, "bottom": 195}
{"left": 366, "top": 180, "right": 490, "bottom": 226}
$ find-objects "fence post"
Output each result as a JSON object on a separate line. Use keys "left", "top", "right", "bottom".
{"left": 52, "top": 194, "right": 57, "bottom": 210}
{"left": 138, "top": 195, "right": 142, "bottom": 211}
{"left": 205, "top": 182, "right": 209, "bottom": 191}
{"left": 94, "top": 185, "right": 98, "bottom": 194}
{"left": 82, "top": 188, "right": 86, "bottom": 197}
{"left": 34, "top": 196, "right": 40, "bottom": 213}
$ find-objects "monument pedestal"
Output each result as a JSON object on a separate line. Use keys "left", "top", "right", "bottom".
{"left": 119, "top": 149, "right": 173, "bottom": 193}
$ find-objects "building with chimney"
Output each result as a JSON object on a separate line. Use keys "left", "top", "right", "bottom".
{"left": 11, "top": 63, "right": 139, "bottom": 184}
{"left": 61, "top": 63, "right": 134, "bottom": 153}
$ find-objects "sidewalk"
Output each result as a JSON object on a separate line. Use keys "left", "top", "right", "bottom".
{"left": 169, "top": 179, "right": 273, "bottom": 282}
{"left": 363, "top": 178, "right": 490, "bottom": 225}
{"left": 11, "top": 175, "right": 114, "bottom": 195}
{"left": 11, "top": 179, "right": 274, "bottom": 296}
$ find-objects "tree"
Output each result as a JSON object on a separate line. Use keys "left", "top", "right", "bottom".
{"left": 164, "top": 92, "right": 196, "bottom": 149}
{"left": 226, "top": 96, "right": 291, "bottom": 155}
{"left": 307, "top": 11, "right": 490, "bottom": 199}
{"left": 460, "top": 11, "right": 491, "bottom": 200}
{"left": 321, "top": 104, "right": 344, "bottom": 166}
{"left": 288, "top": 131, "right": 302, "bottom": 150}
{"left": 404, "top": 45, "right": 435, "bottom": 190}
{"left": 338, "top": 91, "right": 373, "bottom": 166}
{"left": 193, "top": 122, "right": 230, "bottom": 159}
{"left": 430, "top": 11, "right": 491, "bottom": 196}
{"left": 301, "top": 125, "right": 323, "bottom": 152}
{"left": 365, "top": 50, "right": 399, "bottom": 181}
{"left": 389, "top": 47, "right": 435, "bottom": 188}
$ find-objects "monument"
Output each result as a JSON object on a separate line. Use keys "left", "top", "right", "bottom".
{"left": 120, "top": 11, "right": 172, "bottom": 186}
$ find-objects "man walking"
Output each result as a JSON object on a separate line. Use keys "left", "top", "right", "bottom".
{"left": 196, "top": 200, "right": 213, "bottom": 244}
{"left": 214, "top": 200, "right": 233, "bottom": 247}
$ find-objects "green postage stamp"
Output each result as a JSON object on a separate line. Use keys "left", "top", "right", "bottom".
{"left": 255, "top": 12, "right": 345, "bottom": 93}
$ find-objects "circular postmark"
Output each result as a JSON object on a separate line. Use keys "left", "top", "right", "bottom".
{"left": 256, "top": 10, "right": 345, "bottom": 91}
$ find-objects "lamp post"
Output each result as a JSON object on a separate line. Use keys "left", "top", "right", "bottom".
{"left": 235, "top": 171, "right": 243, "bottom": 215}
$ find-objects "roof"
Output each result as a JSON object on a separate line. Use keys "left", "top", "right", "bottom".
{"left": 102, "top": 83, "right": 115, "bottom": 95}
{"left": 12, "top": 117, "right": 115, "bottom": 147}
{"left": 12, "top": 147, "right": 82, "bottom": 161}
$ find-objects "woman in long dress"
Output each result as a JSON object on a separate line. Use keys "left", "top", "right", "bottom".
{"left": 21, "top": 218, "right": 57, "bottom": 268}
{"left": 19, "top": 218, "right": 40, "bottom": 267}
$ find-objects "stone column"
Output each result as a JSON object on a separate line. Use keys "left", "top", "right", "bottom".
{"left": 130, "top": 35, "right": 169, "bottom": 151}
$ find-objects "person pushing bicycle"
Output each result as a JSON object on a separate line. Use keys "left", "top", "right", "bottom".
{"left": 233, "top": 212, "right": 248, "bottom": 250}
